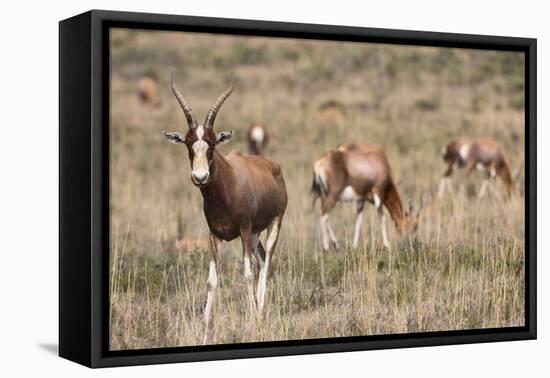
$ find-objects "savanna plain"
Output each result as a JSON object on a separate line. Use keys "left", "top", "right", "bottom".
{"left": 109, "top": 29, "right": 525, "bottom": 350}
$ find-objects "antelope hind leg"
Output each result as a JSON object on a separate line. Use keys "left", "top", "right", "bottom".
{"left": 256, "top": 216, "right": 282, "bottom": 312}
{"left": 374, "top": 194, "right": 390, "bottom": 250}
{"left": 252, "top": 233, "right": 265, "bottom": 271}
{"left": 241, "top": 230, "right": 257, "bottom": 315}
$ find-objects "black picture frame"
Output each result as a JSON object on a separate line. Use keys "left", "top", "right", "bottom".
{"left": 59, "top": 9, "right": 537, "bottom": 368}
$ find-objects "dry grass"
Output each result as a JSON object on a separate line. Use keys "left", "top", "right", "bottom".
{"left": 109, "top": 28, "right": 525, "bottom": 350}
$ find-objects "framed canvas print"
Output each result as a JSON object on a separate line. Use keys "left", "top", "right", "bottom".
{"left": 59, "top": 10, "right": 536, "bottom": 368}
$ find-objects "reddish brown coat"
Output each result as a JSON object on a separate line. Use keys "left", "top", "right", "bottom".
{"left": 313, "top": 144, "right": 418, "bottom": 234}
{"left": 312, "top": 143, "right": 420, "bottom": 251}
{"left": 137, "top": 77, "right": 162, "bottom": 109}
{"left": 441, "top": 137, "right": 514, "bottom": 196}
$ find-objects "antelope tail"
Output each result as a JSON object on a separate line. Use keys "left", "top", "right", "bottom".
{"left": 311, "top": 171, "right": 328, "bottom": 208}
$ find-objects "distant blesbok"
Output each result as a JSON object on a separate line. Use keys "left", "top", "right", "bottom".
{"left": 438, "top": 138, "right": 514, "bottom": 198}
{"left": 163, "top": 72, "right": 288, "bottom": 343}
{"left": 247, "top": 123, "right": 269, "bottom": 155}
{"left": 137, "top": 77, "right": 162, "bottom": 109}
{"left": 176, "top": 238, "right": 209, "bottom": 252}
{"left": 312, "top": 144, "right": 421, "bottom": 251}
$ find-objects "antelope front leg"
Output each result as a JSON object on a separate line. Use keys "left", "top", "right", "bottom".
{"left": 438, "top": 163, "right": 454, "bottom": 199}
{"left": 438, "top": 177, "right": 453, "bottom": 198}
{"left": 478, "top": 179, "right": 489, "bottom": 198}
{"left": 256, "top": 215, "right": 283, "bottom": 312}
{"left": 374, "top": 193, "right": 390, "bottom": 250}
{"left": 461, "top": 160, "right": 476, "bottom": 194}
{"left": 319, "top": 195, "right": 339, "bottom": 251}
{"left": 380, "top": 211, "right": 390, "bottom": 250}
{"left": 203, "top": 234, "right": 221, "bottom": 345}
{"left": 320, "top": 214, "right": 339, "bottom": 250}
{"left": 352, "top": 201, "right": 365, "bottom": 248}
{"left": 320, "top": 214, "right": 330, "bottom": 251}
{"left": 326, "top": 218, "right": 339, "bottom": 250}
{"left": 479, "top": 166, "right": 497, "bottom": 198}
{"left": 240, "top": 230, "right": 257, "bottom": 314}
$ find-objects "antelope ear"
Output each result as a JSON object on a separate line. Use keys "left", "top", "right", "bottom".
{"left": 216, "top": 130, "right": 234, "bottom": 144}
{"left": 164, "top": 131, "right": 186, "bottom": 144}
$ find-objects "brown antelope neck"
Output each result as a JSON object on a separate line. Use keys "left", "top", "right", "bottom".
{"left": 197, "top": 150, "right": 239, "bottom": 240}
{"left": 380, "top": 180, "right": 408, "bottom": 232}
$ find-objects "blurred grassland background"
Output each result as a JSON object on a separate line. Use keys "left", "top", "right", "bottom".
{"left": 109, "top": 28, "right": 525, "bottom": 350}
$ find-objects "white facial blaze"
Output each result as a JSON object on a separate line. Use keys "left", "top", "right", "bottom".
{"left": 191, "top": 126, "right": 210, "bottom": 180}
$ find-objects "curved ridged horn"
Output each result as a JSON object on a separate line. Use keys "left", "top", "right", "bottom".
{"left": 171, "top": 70, "right": 198, "bottom": 129}
{"left": 204, "top": 79, "right": 234, "bottom": 129}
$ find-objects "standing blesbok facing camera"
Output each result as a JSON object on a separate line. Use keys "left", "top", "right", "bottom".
{"left": 247, "top": 123, "right": 269, "bottom": 155}
{"left": 438, "top": 138, "right": 514, "bottom": 199}
{"left": 163, "top": 72, "right": 288, "bottom": 344}
{"left": 312, "top": 144, "right": 421, "bottom": 251}
{"left": 137, "top": 76, "right": 162, "bottom": 110}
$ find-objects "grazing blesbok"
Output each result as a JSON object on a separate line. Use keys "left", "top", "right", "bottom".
{"left": 247, "top": 123, "right": 269, "bottom": 155}
{"left": 438, "top": 138, "right": 514, "bottom": 198}
{"left": 137, "top": 77, "right": 162, "bottom": 109}
{"left": 311, "top": 144, "right": 421, "bottom": 251}
{"left": 163, "top": 73, "right": 287, "bottom": 343}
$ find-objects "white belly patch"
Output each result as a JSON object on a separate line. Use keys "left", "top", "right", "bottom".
{"left": 459, "top": 143, "right": 471, "bottom": 161}
{"left": 476, "top": 162, "right": 486, "bottom": 171}
{"left": 339, "top": 186, "right": 361, "bottom": 201}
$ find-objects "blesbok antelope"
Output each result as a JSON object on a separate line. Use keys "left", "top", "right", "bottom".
{"left": 438, "top": 138, "right": 514, "bottom": 199}
{"left": 311, "top": 144, "right": 421, "bottom": 251}
{"left": 176, "top": 237, "right": 209, "bottom": 252}
{"left": 137, "top": 76, "right": 162, "bottom": 109}
{"left": 247, "top": 123, "right": 269, "bottom": 155}
{"left": 163, "top": 73, "right": 288, "bottom": 343}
